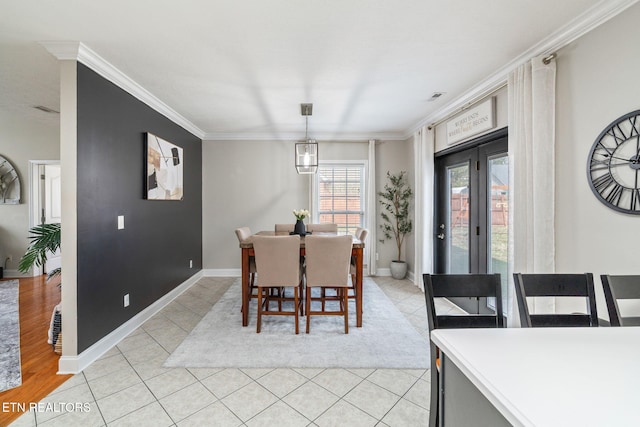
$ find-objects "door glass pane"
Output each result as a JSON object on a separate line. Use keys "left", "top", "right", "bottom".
{"left": 447, "top": 163, "right": 470, "bottom": 273}
{"left": 488, "top": 154, "right": 509, "bottom": 303}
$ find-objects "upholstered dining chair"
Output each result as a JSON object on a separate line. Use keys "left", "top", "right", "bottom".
{"left": 423, "top": 273, "right": 505, "bottom": 427}
{"left": 601, "top": 275, "right": 640, "bottom": 326}
{"left": 252, "top": 235, "right": 304, "bottom": 334}
{"left": 349, "top": 228, "right": 368, "bottom": 300}
{"left": 304, "top": 234, "right": 353, "bottom": 333}
{"left": 274, "top": 224, "right": 295, "bottom": 232}
{"left": 306, "top": 223, "right": 338, "bottom": 232}
{"left": 234, "top": 227, "right": 257, "bottom": 301}
{"left": 513, "top": 273, "right": 598, "bottom": 327}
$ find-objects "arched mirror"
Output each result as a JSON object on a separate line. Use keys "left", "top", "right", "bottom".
{"left": 0, "top": 155, "right": 21, "bottom": 204}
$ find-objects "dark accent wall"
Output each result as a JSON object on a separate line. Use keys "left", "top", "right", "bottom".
{"left": 76, "top": 63, "right": 202, "bottom": 352}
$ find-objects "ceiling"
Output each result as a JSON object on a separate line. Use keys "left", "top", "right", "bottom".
{"left": 0, "top": 0, "right": 619, "bottom": 141}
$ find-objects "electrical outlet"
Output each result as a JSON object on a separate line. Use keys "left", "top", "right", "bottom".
{"left": 189, "top": 259, "right": 193, "bottom": 268}
{"left": 124, "top": 294, "right": 130, "bottom": 307}
{"left": 117, "top": 215, "right": 125, "bottom": 230}
{"left": 376, "top": 252, "right": 379, "bottom": 261}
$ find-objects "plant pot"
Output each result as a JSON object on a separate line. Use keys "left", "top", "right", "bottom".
{"left": 390, "top": 260, "right": 407, "bottom": 279}
{"left": 293, "top": 219, "right": 306, "bottom": 235}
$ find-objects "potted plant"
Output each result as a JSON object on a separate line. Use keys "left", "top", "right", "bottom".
{"left": 18, "top": 222, "right": 61, "bottom": 280}
{"left": 378, "top": 171, "right": 413, "bottom": 279}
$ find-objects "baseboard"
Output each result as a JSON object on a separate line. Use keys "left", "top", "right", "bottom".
{"left": 407, "top": 271, "right": 416, "bottom": 283}
{"left": 202, "top": 268, "right": 240, "bottom": 277}
{"left": 376, "top": 268, "right": 391, "bottom": 276}
{"left": 1, "top": 269, "right": 32, "bottom": 279}
{"left": 58, "top": 271, "right": 204, "bottom": 374}
{"left": 372, "top": 268, "right": 418, "bottom": 285}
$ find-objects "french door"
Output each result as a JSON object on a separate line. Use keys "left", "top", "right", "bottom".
{"left": 434, "top": 130, "right": 508, "bottom": 313}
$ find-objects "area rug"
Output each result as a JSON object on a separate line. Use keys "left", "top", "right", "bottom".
{"left": 165, "top": 277, "right": 429, "bottom": 369}
{"left": 0, "top": 279, "right": 22, "bottom": 392}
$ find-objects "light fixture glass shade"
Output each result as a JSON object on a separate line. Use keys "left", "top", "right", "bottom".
{"left": 295, "top": 140, "right": 318, "bottom": 174}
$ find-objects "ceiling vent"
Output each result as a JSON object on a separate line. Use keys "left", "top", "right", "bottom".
{"left": 427, "top": 92, "right": 446, "bottom": 102}
{"left": 33, "top": 105, "right": 59, "bottom": 114}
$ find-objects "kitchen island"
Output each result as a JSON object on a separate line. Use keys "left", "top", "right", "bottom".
{"left": 431, "top": 327, "right": 640, "bottom": 426}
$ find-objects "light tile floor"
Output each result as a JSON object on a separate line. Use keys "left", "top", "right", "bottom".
{"left": 11, "top": 276, "right": 462, "bottom": 427}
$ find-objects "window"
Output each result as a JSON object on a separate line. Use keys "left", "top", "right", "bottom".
{"left": 314, "top": 162, "right": 366, "bottom": 235}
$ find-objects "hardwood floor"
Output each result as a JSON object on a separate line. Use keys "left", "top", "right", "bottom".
{"left": 0, "top": 275, "right": 72, "bottom": 427}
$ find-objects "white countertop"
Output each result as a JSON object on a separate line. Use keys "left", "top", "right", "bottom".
{"left": 431, "top": 327, "right": 640, "bottom": 427}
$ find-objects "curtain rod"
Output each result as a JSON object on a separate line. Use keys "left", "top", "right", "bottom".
{"left": 542, "top": 52, "right": 557, "bottom": 65}
{"left": 427, "top": 51, "right": 556, "bottom": 131}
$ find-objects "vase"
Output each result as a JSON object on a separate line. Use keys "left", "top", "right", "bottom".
{"left": 294, "top": 219, "right": 306, "bottom": 235}
{"left": 390, "top": 260, "right": 408, "bottom": 279}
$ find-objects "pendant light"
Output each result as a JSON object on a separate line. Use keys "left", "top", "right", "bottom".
{"left": 295, "top": 103, "right": 318, "bottom": 174}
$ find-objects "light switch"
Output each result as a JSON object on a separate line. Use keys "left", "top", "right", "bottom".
{"left": 117, "top": 215, "right": 125, "bottom": 230}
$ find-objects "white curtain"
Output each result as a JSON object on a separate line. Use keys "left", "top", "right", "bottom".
{"left": 367, "top": 139, "right": 377, "bottom": 275}
{"left": 507, "top": 54, "right": 556, "bottom": 326}
{"left": 412, "top": 126, "right": 435, "bottom": 290}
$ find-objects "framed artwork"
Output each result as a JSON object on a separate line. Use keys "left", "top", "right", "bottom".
{"left": 145, "top": 132, "right": 183, "bottom": 200}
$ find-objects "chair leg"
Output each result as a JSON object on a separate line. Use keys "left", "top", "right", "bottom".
{"left": 351, "top": 274, "right": 357, "bottom": 300}
{"left": 241, "top": 273, "right": 256, "bottom": 314}
{"left": 306, "top": 287, "right": 311, "bottom": 334}
{"left": 343, "top": 288, "right": 349, "bottom": 334}
{"left": 256, "top": 288, "right": 262, "bottom": 333}
{"left": 429, "top": 343, "right": 439, "bottom": 427}
{"left": 299, "top": 281, "right": 305, "bottom": 316}
{"left": 294, "top": 287, "right": 299, "bottom": 334}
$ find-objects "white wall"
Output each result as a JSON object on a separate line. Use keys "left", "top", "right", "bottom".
{"left": 555, "top": 2, "right": 640, "bottom": 318}
{"left": 202, "top": 138, "right": 412, "bottom": 273}
{"left": 202, "top": 140, "right": 308, "bottom": 271}
{"left": 0, "top": 110, "right": 59, "bottom": 276}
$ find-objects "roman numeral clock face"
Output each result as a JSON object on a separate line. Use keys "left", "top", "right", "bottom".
{"left": 588, "top": 110, "right": 640, "bottom": 214}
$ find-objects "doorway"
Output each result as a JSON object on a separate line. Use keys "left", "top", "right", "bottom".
{"left": 434, "top": 129, "right": 508, "bottom": 313}
{"left": 29, "top": 160, "right": 61, "bottom": 276}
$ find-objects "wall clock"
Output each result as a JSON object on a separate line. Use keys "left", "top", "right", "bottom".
{"left": 587, "top": 109, "right": 640, "bottom": 215}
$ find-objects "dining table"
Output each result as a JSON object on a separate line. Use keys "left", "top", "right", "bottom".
{"left": 238, "top": 230, "right": 365, "bottom": 327}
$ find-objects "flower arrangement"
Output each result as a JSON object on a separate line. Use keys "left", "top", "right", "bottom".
{"left": 293, "top": 209, "right": 310, "bottom": 220}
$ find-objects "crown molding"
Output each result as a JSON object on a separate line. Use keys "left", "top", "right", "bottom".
{"left": 203, "top": 131, "right": 408, "bottom": 142}
{"left": 39, "top": 41, "right": 81, "bottom": 60}
{"left": 40, "top": 41, "right": 205, "bottom": 139}
{"left": 409, "top": 0, "right": 640, "bottom": 134}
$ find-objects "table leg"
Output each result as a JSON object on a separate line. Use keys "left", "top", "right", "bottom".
{"left": 355, "top": 247, "right": 363, "bottom": 327}
{"left": 241, "top": 247, "right": 249, "bottom": 327}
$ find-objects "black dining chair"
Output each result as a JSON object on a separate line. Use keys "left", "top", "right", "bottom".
{"left": 601, "top": 275, "right": 640, "bottom": 326}
{"left": 423, "top": 273, "right": 504, "bottom": 427}
{"left": 513, "top": 273, "right": 598, "bottom": 327}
